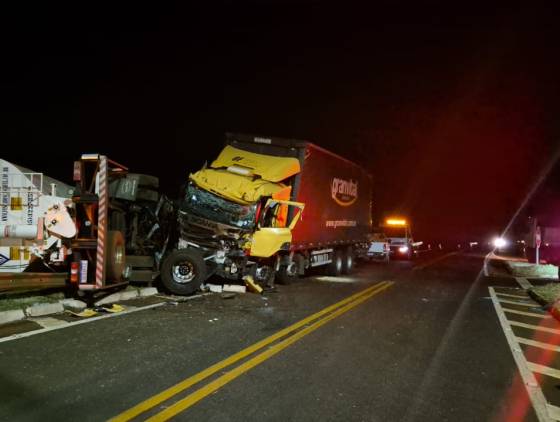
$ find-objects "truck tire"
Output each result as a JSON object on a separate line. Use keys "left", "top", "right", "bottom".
{"left": 161, "top": 249, "right": 207, "bottom": 295}
{"left": 106, "top": 230, "right": 127, "bottom": 282}
{"left": 342, "top": 246, "right": 354, "bottom": 275}
{"left": 327, "top": 249, "right": 343, "bottom": 276}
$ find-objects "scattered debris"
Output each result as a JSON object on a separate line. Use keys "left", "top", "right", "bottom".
{"left": 243, "top": 276, "right": 263, "bottom": 294}
{"left": 207, "top": 284, "right": 224, "bottom": 293}
{"left": 67, "top": 308, "right": 98, "bottom": 318}
{"left": 223, "top": 284, "right": 246, "bottom": 293}
{"left": 221, "top": 293, "right": 236, "bottom": 300}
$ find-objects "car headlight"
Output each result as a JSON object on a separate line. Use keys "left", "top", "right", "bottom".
{"left": 493, "top": 238, "right": 507, "bottom": 248}
{"left": 399, "top": 246, "right": 409, "bottom": 253}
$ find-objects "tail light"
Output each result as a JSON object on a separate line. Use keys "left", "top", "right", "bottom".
{"left": 70, "top": 262, "right": 79, "bottom": 283}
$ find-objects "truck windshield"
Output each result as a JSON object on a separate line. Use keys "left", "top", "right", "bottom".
{"left": 182, "top": 183, "right": 258, "bottom": 229}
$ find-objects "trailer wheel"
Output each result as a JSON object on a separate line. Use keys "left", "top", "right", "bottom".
{"left": 106, "top": 230, "right": 127, "bottom": 282}
{"left": 327, "top": 249, "right": 343, "bottom": 276}
{"left": 161, "top": 249, "right": 207, "bottom": 295}
{"left": 342, "top": 247, "right": 354, "bottom": 275}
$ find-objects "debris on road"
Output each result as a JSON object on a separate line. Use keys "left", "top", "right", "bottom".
{"left": 223, "top": 285, "right": 246, "bottom": 294}
{"left": 243, "top": 276, "right": 263, "bottom": 294}
{"left": 206, "top": 284, "right": 224, "bottom": 293}
{"left": 67, "top": 309, "right": 98, "bottom": 318}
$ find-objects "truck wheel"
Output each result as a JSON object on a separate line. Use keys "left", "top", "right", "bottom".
{"left": 161, "top": 249, "right": 207, "bottom": 295}
{"left": 342, "top": 247, "right": 354, "bottom": 275}
{"left": 327, "top": 250, "right": 343, "bottom": 276}
{"left": 106, "top": 230, "right": 127, "bottom": 282}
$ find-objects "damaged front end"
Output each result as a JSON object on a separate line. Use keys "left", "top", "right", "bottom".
{"left": 177, "top": 182, "right": 269, "bottom": 282}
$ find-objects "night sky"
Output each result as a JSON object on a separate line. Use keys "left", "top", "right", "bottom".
{"left": 2, "top": 2, "right": 559, "bottom": 242}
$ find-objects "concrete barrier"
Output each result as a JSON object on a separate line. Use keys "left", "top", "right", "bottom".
{"left": 25, "top": 302, "right": 65, "bottom": 317}
{"left": 0, "top": 309, "right": 26, "bottom": 325}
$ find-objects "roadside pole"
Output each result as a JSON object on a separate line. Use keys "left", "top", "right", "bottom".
{"left": 535, "top": 226, "right": 541, "bottom": 265}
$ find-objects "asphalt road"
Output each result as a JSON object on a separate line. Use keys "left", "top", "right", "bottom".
{"left": 0, "top": 252, "right": 540, "bottom": 421}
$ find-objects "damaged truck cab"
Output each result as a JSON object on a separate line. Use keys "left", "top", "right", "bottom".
{"left": 161, "top": 133, "right": 372, "bottom": 295}
{"left": 161, "top": 143, "right": 304, "bottom": 294}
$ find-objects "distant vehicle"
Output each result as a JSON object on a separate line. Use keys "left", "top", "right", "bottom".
{"left": 381, "top": 218, "right": 419, "bottom": 260}
{"left": 367, "top": 230, "right": 390, "bottom": 262}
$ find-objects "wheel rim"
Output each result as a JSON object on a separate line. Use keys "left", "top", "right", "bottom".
{"left": 172, "top": 261, "right": 196, "bottom": 283}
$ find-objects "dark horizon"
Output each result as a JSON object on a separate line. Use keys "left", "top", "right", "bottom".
{"left": 2, "top": 2, "right": 559, "bottom": 242}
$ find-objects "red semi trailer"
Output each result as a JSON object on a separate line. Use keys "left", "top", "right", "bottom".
{"left": 225, "top": 133, "right": 373, "bottom": 281}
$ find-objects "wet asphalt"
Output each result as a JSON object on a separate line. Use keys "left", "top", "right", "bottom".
{"left": 0, "top": 252, "right": 539, "bottom": 421}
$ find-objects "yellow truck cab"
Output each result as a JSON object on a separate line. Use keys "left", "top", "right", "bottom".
{"left": 160, "top": 133, "right": 372, "bottom": 295}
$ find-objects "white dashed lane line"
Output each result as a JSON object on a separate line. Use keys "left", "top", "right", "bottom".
{"left": 516, "top": 277, "right": 534, "bottom": 289}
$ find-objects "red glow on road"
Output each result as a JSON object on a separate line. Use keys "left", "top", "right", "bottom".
{"left": 495, "top": 308, "right": 560, "bottom": 421}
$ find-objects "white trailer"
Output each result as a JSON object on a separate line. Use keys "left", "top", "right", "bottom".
{"left": 0, "top": 159, "right": 76, "bottom": 273}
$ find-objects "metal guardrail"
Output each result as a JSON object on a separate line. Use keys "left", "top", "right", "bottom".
{"left": 0, "top": 272, "right": 67, "bottom": 292}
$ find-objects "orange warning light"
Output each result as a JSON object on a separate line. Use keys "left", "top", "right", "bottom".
{"left": 385, "top": 218, "right": 407, "bottom": 226}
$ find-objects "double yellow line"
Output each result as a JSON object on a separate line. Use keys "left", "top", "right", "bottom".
{"left": 110, "top": 280, "right": 394, "bottom": 422}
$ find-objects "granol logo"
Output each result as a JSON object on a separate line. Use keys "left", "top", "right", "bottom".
{"left": 331, "top": 178, "right": 358, "bottom": 206}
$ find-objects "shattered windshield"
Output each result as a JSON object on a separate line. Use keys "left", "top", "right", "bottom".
{"left": 182, "top": 182, "right": 258, "bottom": 229}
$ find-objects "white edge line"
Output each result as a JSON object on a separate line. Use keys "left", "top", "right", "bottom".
{"left": 516, "top": 277, "right": 533, "bottom": 289}
{"left": 0, "top": 293, "right": 212, "bottom": 344}
{"left": 484, "top": 252, "right": 491, "bottom": 276}
{"left": 547, "top": 404, "right": 560, "bottom": 421}
{"left": 489, "top": 286, "right": 553, "bottom": 422}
